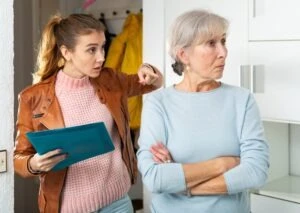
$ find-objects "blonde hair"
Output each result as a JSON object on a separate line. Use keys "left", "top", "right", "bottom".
{"left": 33, "top": 13, "right": 105, "bottom": 83}
{"left": 168, "top": 9, "right": 229, "bottom": 75}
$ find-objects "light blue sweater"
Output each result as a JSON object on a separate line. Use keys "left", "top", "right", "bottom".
{"left": 137, "top": 83, "right": 269, "bottom": 213}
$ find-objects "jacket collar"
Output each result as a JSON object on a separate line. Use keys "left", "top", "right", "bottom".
{"left": 39, "top": 72, "right": 65, "bottom": 129}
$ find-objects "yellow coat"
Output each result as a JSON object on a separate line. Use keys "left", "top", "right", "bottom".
{"left": 105, "top": 13, "right": 143, "bottom": 129}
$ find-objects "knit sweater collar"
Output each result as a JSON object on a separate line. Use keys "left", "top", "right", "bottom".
{"left": 56, "top": 70, "right": 90, "bottom": 90}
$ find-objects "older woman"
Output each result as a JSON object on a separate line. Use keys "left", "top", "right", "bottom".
{"left": 137, "top": 9, "right": 269, "bottom": 213}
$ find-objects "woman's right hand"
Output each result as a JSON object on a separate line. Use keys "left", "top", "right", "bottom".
{"left": 29, "top": 149, "right": 67, "bottom": 173}
{"left": 150, "top": 142, "right": 173, "bottom": 164}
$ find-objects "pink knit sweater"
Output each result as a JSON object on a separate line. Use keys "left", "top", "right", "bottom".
{"left": 55, "top": 71, "right": 131, "bottom": 213}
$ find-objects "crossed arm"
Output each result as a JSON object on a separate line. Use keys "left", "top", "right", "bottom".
{"left": 150, "top": 143, "right": 239, "bottom": 195}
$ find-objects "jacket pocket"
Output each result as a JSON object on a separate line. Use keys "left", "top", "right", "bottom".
{"left": 32, "top": 117, "right": 48, "bottom": 132}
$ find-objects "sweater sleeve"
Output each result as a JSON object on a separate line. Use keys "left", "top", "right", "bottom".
{"left": 137, "top": 93, "right": 186, "bottom": 193}
{"left": 224, "top": 94, "right": 269, "bottom": 194}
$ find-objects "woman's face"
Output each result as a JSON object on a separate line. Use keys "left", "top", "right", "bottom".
{"left": 185, "top": 33, "right": 227, "bottom": 81}
{"left": 62, "top": 30, "right": 106, "bottom": 79}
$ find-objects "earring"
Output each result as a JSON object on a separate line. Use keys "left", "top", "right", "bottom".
{"left": 185, "top": 64, "right": 190, "bottom": 72}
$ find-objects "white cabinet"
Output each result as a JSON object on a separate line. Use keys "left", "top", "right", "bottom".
{"left": 247, "top": 0, "right": 300, "bottom": 122}
{"left": 249, "top": 41, "right": 300, "bottom": 122}
{"left": 248, "top": 0, "right": 300, "bottom": 41}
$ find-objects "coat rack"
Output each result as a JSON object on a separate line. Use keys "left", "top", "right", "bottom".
{"left": 97, "top": 7, "right": 142, "bottom": 20}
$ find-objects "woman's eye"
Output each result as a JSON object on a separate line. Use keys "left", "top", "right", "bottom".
{"left": 208, "top": 40, "right": 216, "bottom": 47}
{"left": 221, "top": 38, "right": 226, "bottom": 45}
{"left": 88, "top": 47, "right": 97, "bottom": 54}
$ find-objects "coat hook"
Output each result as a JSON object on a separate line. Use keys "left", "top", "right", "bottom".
{"left": 126, "top": 10, "right": 131, "bottom": 14}
{"left": 100, "top": 12, "right": 105, "bottom": 18}
{"left": 112, "top": 11, "right": 117, "bottom": 16}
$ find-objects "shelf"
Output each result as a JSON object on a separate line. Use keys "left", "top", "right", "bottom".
{"left": 262, "top": 117, "right": 300, "bottom": 125}
{"left": 257, "top": 175, "right": 300, "bottom": 203}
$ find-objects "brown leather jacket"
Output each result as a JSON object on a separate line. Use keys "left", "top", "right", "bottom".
{"left": 14, "top": 67, "right": 157, "bottom": 213}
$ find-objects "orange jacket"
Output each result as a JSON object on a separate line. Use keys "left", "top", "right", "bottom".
{"left": 14, "top": 67, "right": 156, "bottom": 213}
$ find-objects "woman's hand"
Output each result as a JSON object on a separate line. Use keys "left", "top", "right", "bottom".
{"left": 150, "top": 142, "right": 173, "bottom": 164}
{"left": 138, "top": 63, "right": 163, "bottom": 88}
{"left": 28, "top": 149, "right": 67, "bottom": 173}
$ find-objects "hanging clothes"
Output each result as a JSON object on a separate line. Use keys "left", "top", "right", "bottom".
{"left": 99, "top": 16, "right": 116, "bottom": 55}
{"left": 105, "top": 13, "right": 143, "bottom": 130}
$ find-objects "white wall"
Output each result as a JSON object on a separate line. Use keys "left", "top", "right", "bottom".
{"left": 142, "top": 1, "right": 165, "bottom": 211}
{"left": 0, "top": 0, "right": 14, "bottom": 212}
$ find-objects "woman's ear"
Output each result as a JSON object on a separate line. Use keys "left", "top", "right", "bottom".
{"left": 60, "top": 45, "right": 71, "bottom": 62}
{"left": 176, "top": 48, "right": 189, "bottom": 64}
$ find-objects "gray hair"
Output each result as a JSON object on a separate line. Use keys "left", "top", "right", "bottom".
{"left": 168, "top": 9, "right": 229, "bottom": 75}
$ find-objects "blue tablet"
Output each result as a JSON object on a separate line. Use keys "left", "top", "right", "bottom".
{"left": 26, "top": 122, "right": 115, "bottom": 171}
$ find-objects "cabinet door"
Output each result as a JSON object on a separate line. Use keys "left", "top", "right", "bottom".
{"left": 249, "top": 41, "right": 300, "bottom": 122}
{"left": 248, "top": 0, "right": 300, "bottom": 41}
{"left": 164, "top": 0, "right": 248, "bottom": 87}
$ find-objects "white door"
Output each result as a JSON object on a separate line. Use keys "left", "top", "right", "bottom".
{"left": 248, "top": 0, "right": 300, "bottom": 41}
{"left": 164, "top": 0, "right": 248, "bottom": 87}
{"left": 249, "top": 41, "right": 300, "bottom": 123}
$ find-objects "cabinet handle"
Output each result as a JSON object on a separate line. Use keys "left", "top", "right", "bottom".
{"left": 253, "top": 0, "right": 256, "bottom": 17}
{"left": 252, "top": 65, "right": 264, "bottom": 93}
{"left": 240, "top": 65, "right": 251, "bottom": 90}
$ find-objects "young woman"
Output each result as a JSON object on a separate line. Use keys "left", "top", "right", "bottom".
{"left": 14, "top": 13, "right": 162, "bottom": 213}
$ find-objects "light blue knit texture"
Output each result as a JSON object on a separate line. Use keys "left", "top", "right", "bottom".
{"left": 137, "top": 83, "right": 269, "bottom": 213}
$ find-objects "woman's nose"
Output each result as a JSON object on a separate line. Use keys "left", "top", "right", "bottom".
{"left": 97, "top": 49, "right": 105, "bottom": 62}
{"left": 218, "top": 45, "right": 228, "bottom": 58}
